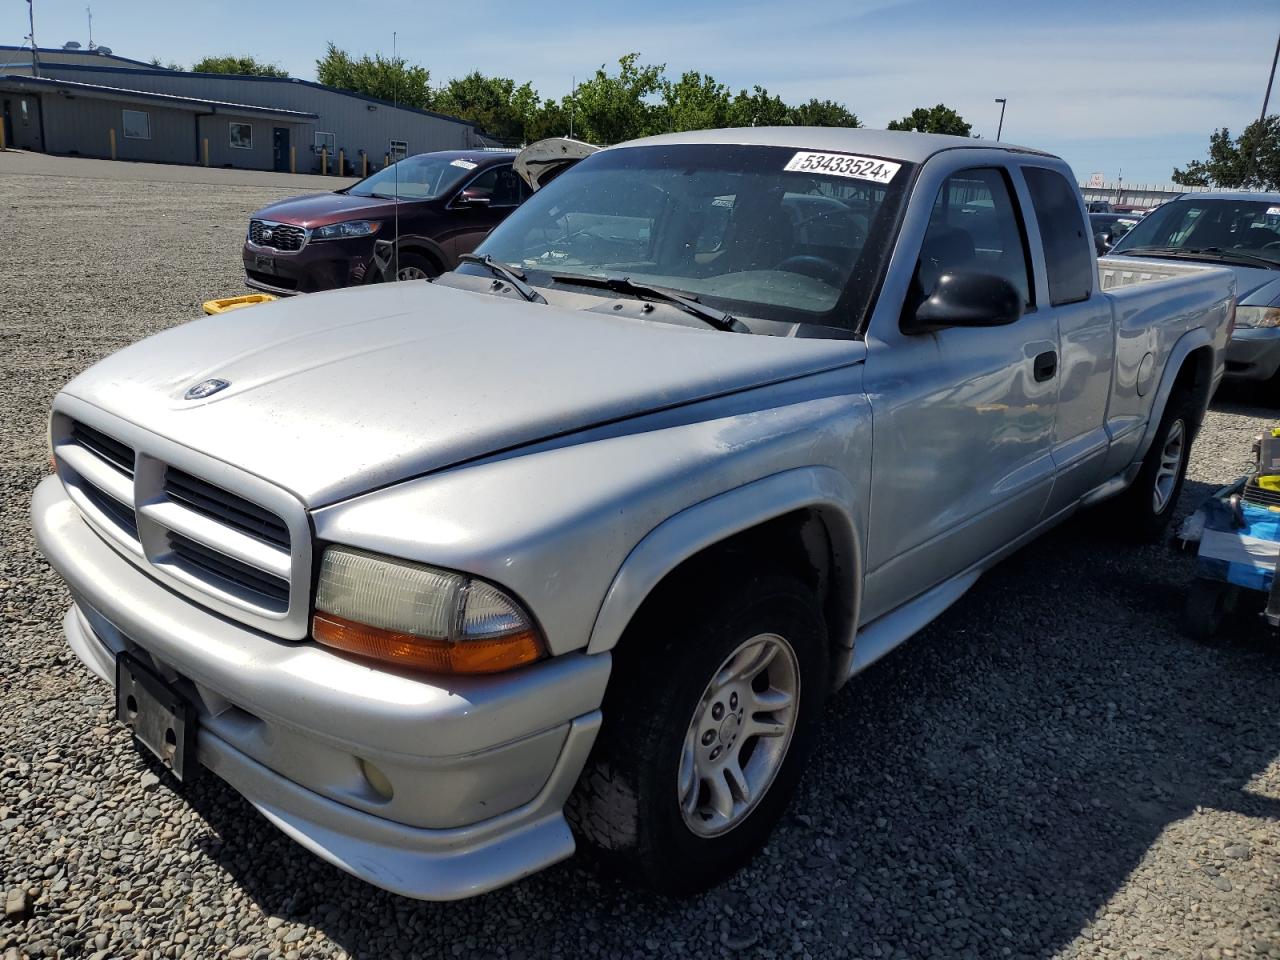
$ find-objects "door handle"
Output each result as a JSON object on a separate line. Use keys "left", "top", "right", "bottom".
{"left": 1033, "top": 350, "right": 1057, "bottom": 382}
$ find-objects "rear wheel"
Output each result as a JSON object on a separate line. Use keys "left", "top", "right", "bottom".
{"left": 568, "top": 572, "right": 829, "bottom": 895}
{"left": 1110, "top": 389, "right": 1194, "bottom": 541}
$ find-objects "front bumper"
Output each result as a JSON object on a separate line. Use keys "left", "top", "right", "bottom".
{"left": 1225, "top": 327, "right": 1280, "bottom": 382}
{"left": 242, "top": 235, "right": 380, "bottom": 296}
{"left": 33, "top": 476, "right": 610, "bottom": 900}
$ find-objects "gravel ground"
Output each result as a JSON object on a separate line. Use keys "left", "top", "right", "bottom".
{"left": 3, "top": 163, "right": 1280, "bottom": 960}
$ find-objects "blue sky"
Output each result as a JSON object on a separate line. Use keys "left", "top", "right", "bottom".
{"left": 7, "top": 0, "right": 1279, "bottom": 183}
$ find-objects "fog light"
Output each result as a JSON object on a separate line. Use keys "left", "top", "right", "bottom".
{"left": 359, "top": 758, "right": 394, "bottom": 801}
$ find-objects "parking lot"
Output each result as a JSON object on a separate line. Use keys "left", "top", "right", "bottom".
{"left": 3, "top": 156, "right": 1280, "bottom": 960}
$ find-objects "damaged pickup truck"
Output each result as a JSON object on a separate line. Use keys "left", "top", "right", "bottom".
{"left": 33, "top": 129, "right": 1234, "bottom": 900}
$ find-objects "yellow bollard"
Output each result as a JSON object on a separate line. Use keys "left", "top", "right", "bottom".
{"left": 384, "top": 152, "right": 389, "bottom": 169}
{"left": 321, "top": 147, "right": 327, "bottom": 176}
{"left": 362, "top": 153, "right": 367, "bottom": 178}
{"left": 109, "top": 128, "right": 116, "bottom": 160}
{"left": 0, "top": 121, "right": 6, "bottom": 150}
{"left": 338, "top": 148, "right": 344, "bottom": 177}
{"left": 290, "top": 145, "right": 295, "bottom": 174}
{"left": 202, "top": 138, "right": 209, "bottom": 166}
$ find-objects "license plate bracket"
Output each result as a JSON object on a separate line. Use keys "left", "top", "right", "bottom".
{"left": 115, "top": 652, "right": 198, "bottom": 781}
{"left": 253, "top": 254, "right": 275, "bottom": 274}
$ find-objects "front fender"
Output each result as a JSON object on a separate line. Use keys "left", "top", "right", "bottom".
{"left": 586, "top": 467, "right": 862, "bottom": 655}
{"left": 1132, "top": 323, "right": 1220, "bottom": 467}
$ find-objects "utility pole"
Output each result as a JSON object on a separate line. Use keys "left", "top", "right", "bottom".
{"left": 27, "top": 0, "right": 39, "bottom": 77}
{"left": 1250, "top": 29, "right": 1280, "bottom": 183}
{"left": 87, "top": 5, "right": 94, "bottom": 50}
{"left": 994, "top": 98, "right": 1007, "bottom": 141}
{"left": 569, "top": 75, "right": 575, "bottom": 139}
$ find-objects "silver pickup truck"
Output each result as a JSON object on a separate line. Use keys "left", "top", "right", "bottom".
{"left": 33, "top": 129, "right": 1235, "bottom": 901}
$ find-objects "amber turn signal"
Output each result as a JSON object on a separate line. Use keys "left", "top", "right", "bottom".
{"left": 313, "top": 612, "right": 544, "bottom": 675}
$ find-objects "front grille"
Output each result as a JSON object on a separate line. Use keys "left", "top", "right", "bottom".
{"left": 248, "top": 220, "right": 306, "bottom": 252}
{"left": 56, "top": 414, "right": 305, "bottom": 633}
{"left": 164, "top": 468, "right": 290, "bottom": 550}
{"left": 246, "top": 269, "right": 297, "bottom": 290}
{"left": 168, "top": 532, "right": 290, "bottom": 609}
{"left": 71, "top": 421, "right": 134, "bottom": 477}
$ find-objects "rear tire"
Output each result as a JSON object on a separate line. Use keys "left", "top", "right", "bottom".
{"left": 1110, "top": 389, "right": 1194, "bottom": 542}
{"left": 568, "top": 572, "right": 829, "bottom": 895}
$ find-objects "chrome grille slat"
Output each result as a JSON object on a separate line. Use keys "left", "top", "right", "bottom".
{"left": 164, "top": 468, "right": 291, "bottom": 549}
{"left": 168, "top": 533, "right": 290, "bottom": 608}
{"left": 248, "top": 219, "right": 307, "bottom": 252}
{"left": 81, "top": 484, "right": 139, "bottom": 539}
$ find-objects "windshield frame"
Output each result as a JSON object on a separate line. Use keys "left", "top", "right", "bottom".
{"left": 344, "top": 153, "right": 478, "bottom": 201}
{"left": 1109, "top": 196, "right": 1280, "bottom": 266}
{"left": 472, "top": 143, "right": 919, "bottom": 334}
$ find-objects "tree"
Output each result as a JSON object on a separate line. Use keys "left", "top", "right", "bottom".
{"left": 1173, "top": 116, "right": 1280, "bottom": 191}
{"left": 788, "top": 98, "right": 861, "bottom": 128}
{"left": 315, "top": 42, "right": 432, "bottom": 110}
{"left": 433, "top": 72, "right": 541, "bottom": 143}
{"left": 725, "top": 85, "right": 791, "bottom": 128}
{"left": 887, "top": 104, "right": 971, "bottom": 136}
{"left": 569, "top": 53, "right": 666, "bottom": 144}
{"left": 192, "top": 55, "right": 288, "bottom": 78}
{"left": 526, "top": 99, "right": 571, "bottom": 142}
{"left": 148, "top": 56, "right": 183, "bottom": 71}
{"left": 661, "top": 71, "right": 730, "bottom": 132}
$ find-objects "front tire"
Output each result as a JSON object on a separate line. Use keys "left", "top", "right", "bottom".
{"left": 393, "top": 252, "right": 439, "bottom": 282}
{"left": 568, "top": 572, "right": 829, "bottom": 895}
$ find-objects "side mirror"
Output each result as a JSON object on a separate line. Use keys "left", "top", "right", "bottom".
{"left": 903, "top": 272, "right": 1023, "bottom": 335}
{"left": 455, "top": 191, "right": 492, "bottom": 209}
{"left": 1094, "top": 231, "right": 1113, "bottom": 255}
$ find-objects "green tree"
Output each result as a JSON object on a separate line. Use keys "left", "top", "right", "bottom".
{"left": 315, "top": 42, "right": 432, "bottom": 109}
{"left": 788, "top": 98, "right": 861, "bottom": 128}
{"left": 887, "top": 103, "right": 971, "bottom": 136}
{"left": 526, "top": 99, "right": 571, "bottom": 141}
{"left": 661, "top": 71, "right": 730, "bottom": 132}
{"left": 434, "top": 72, "right": 541, "bottom": 143}
{"left": 192, "top": 54, "right": 288, "bottom": 78}
{"left": 725, "top": 85, "right": 791, "bottom": 128}
{"left": 148, "top": 56, "right": 183, "bottom": 71}
{"left": 569, "top": 53, "right": 666, "bottom": 144}
{"left": 1173, "top": 116, "right": 1280, "bottom": 190}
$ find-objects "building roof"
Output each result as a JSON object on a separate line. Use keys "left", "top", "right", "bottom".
{"left": 29, "top": 59, "right": 483, "bottom": 131}
{"left": 615, "top": 127, "right": 1052, "bottom": 163}
{"left": 0, "top": 74, "right": 318, "bottom": 121}
{"left": 0, "top": 44, "right": 161, "bottom": 70}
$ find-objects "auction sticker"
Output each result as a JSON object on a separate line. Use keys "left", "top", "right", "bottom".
{"left": 450, "top": 158, "right": 478, "bottom": 170}
{"left": 784, "top": 151, "right": 900, "bottom": 184}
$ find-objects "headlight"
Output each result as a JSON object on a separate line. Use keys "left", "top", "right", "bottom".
{"left": 310, "top": 220, "right": 381, "bottom": 241}
{"left": 312, "top": 547, "right": 545, "bottom": 674}
{"left": 1234, "top": 306, "right": 1280, "bottom": 329}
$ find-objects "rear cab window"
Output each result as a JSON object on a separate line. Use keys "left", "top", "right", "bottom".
{"left": 1023, "top": 167, "right": 1094, "bottom": 305}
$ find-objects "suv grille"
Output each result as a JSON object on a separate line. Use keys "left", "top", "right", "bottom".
{"left": 56, "top": 417, "right": 302, "bottom": 629}
{"left": 249, "top": 220, "right": 307, "bottom": 252}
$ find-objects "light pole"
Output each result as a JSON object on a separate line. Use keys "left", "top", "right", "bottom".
{"left": 994, "top": 98, "right": 1007, "bottom": 141}
{"left": 1250, "top": 30, "right": 1280, "bottom": 183}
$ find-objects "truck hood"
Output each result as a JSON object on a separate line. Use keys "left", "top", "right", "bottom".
{"left": 63, "top": 283, "right": 862, "bottom": 507}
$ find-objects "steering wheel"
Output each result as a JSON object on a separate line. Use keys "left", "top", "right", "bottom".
{"left": 774, "top": 254, "right": 846, "bottom": 287}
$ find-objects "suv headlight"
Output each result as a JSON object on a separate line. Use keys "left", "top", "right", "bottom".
{"left": 312, "top": 547, "right": 545, "bottom": 674}
{"left": 310, "top": 220, "right": 381, "bottom": 241}
{"left": 1234, "top": 306, "right": 1280, "bottom": 329}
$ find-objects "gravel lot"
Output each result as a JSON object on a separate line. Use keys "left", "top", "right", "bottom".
{"left": 3, "top": 159, "right": 1280, "bottom": 960}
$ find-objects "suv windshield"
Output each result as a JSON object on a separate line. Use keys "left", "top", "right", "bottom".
{"left": 1112, "top": 197, "right": 1280, "bottom": 265}
{"left": 346, "top": 154, "right": 477, "bottom": 200}
{"left": 475, "top": 144, "right": 915, "bottom": 329}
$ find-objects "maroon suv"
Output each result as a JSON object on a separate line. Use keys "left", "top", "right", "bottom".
{"left": 243, "top": 150, "right": 529, "bottom": 295}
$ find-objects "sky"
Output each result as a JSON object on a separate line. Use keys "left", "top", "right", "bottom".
{"left": 6, "top": 0, "right": 1279, "bottom": 184}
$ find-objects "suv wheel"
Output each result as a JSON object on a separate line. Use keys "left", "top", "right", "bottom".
{"left": 568, "top": 572, "right": 829, "bottom": 895}
{"left": 394, "top": 252, "right": 439, "bottom": 282}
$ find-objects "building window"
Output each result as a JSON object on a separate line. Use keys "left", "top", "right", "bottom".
{"left": 229, "top": 122, "right": 253, "bottom": 150}
{"left": 122, "top": 109, "right": 151, "bottom": 140}
{"left": 19, "top": 99, "right": 30, "bottom": 125}
{"left": 314, "top": 131, "right": 335, "bottom": 154}
{"left": 389, "top": 139, "right": 408, "bottom": 162}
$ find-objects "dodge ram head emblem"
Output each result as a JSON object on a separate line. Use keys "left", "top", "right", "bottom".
{"left": 184, "top": 378, "right": 230, "bottom": 400}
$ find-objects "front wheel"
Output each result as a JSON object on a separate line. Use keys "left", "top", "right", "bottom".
{"left": 568, "top": 573, "right": 829, "bottom": 895}
{"left": 393, "top": 252, "right": 439, "bottom": 282}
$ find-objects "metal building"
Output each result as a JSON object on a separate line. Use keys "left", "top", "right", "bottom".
{"left": 0, "top": 45, "right": 492, "bottom": 174}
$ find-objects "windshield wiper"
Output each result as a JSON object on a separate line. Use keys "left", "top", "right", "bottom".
{"left": 457, "top": 254, "right": 548, "bottom": 304}
{"left": 1194, "top": 247, "right": 1280, "bottom": 270}
{"left": 550, "top": 273, "right": 750, "bottom": 333}
{"left": 1113, "top": 245, "right": 1280, "bottom": 270}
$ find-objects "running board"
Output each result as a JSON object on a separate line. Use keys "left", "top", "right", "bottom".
{"left": 845, "top": 569, "right": 981, "bottom": 678}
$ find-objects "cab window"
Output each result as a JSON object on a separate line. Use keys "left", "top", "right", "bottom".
{"left": 917, "top": 168, "right": 1033, "bottom": 310}
{"left": 1023, "top": 167, "right": 1094, "bottom": 305}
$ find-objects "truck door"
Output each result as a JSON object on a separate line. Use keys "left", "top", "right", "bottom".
{"left": 444, "top": 164, "right": 526, "bottom": 262}
{"left": 1017, "top": 164, "right": 1116, "bottom": 513}
{"left": 860, "top": 163, "right": 1059, "bottom": 622}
